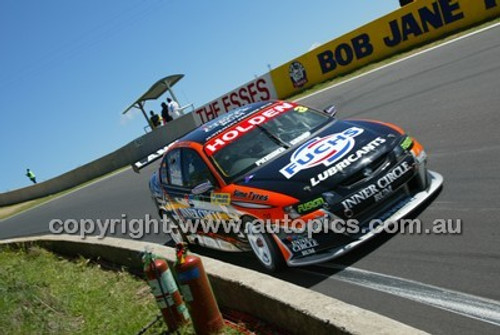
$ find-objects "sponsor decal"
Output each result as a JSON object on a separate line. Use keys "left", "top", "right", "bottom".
{"left": 310, "top": 137, "right": 386, "bottom": 187}
{"left": 289, "top": 131, "right": 311, "bottom": 146}
{"left": 289, "top": 61, "right": 308, "bottom": 88}
{"left": 233, "top": 190, "right": 269, "bottom": 202}
{"left": 290, "top": 237, "right": 319, "bottom": 253}
{"left": 341, "top": 161, "right": 413, "bottom": 211}
{"left": 255, "top": 147, "right": 286, "bottom": 166}
{"left": 400, "top": 136, "right": 413, "bottom": 150}
{"left": 181, "top": 193, "right": 202, "bottom": 207}
{"left": 317, "top": 33, "right": 373, "bottom": 75}
{"left": 177, "top": 208, "right": 236, "bottom": 221}
{"left": 294, "top": 106, "right": 309, "bottom": 113}
{"left": 485, "top": 0, "right": 498, "bottom": 10}
{"left": 297, "top": 197, "right": 325, "bottom": 214}
{"left": 191, "top": 180, "right": 213, "bottom": 195}
{"left": 280, "top": 127, "right": 364, "bottom": 179}
{"left": 301, "top": 248, "right": 316, "bottom": 256}
{"left": 204, "top": 104, "right": 274, "bottom": 142}
{"left": 133, "top": 144, "right": 173, "bottom": 172}
{"left": 383, "top": 0, "right": 465, "bottom": 48}
{"left": 204, "top": 101, "right": 296, "bottom": 156}
{"left": 194, "top": 76, "right": 274, "bottom": 124}
{"left": 202, "top": 108, "right": 249, "bottom": 133}
{"left": 210, "top": 192, "right": 231, "bottom": 206}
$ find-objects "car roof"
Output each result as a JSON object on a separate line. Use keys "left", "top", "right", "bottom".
{"left": 180, "top": 101, "right": 274, "bottom": 144}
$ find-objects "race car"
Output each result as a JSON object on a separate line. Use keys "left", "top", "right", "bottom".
{"left": 147, "top": 100, "right": 443, "bottom": 271}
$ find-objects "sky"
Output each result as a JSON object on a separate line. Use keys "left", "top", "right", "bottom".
{"left": 0, "top": 0, "right": 398, "bottom": 192}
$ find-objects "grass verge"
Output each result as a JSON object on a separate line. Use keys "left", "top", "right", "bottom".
{"left": 0, "top": 166, "right": 130, "bottom": 220}
{"left": 0, "top": 246, "right": 244, "bottom": 335}
{"left": 0, "top": 245, "right": 167, "bottom": 334}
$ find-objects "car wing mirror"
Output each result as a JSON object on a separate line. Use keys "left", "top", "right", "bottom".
{"left": 191, "top": 180, "right": 214, "bottom": 195}
{"left": 323, "top": 104, "right": 338, "bottom": 118}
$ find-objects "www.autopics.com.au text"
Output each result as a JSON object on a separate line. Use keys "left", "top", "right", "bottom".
{"left": 48, "top": 214, "right": 463, "bottom": 240}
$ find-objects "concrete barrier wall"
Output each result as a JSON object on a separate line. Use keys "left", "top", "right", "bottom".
{"left": 0, "top": 113, "right": 201, "bottom": 206}
{"left": 0, "top": 235, "right": 428, "bottom": 335}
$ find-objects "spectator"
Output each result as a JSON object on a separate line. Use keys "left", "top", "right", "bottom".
{"left": 26, "top": 168, "right": 37, "bottom": 184}
{"left": 149, "top": 110, "right": 161, "bottom": 128}
{"left": 160, "top": 102, "right": 173, "bottom": 125}
{"left": 167, "top": 98, "right": 181, "bottom": 120}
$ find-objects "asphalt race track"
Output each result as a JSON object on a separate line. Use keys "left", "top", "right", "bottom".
{"left": 2, "top": 24, "right": 500, "bottom": 334}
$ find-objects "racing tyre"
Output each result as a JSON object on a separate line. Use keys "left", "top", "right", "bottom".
{"left": 245, "top": 218, "right": 286, "bottom": 272}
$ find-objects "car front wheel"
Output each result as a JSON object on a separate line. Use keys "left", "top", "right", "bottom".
{"left": 245, "top": 218, "right": 286, "bottom": 272}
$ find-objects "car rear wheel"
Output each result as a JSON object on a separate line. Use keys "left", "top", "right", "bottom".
{"left": 245, "top": 218, "right": 286, "bottom": 272}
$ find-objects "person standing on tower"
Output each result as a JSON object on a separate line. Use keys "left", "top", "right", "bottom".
{"left": 167, "top": 98, "right": 181, "bottom": 120}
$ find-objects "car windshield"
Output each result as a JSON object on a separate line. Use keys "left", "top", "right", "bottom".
{"left": 210, "top": 104, "right": 331, "bottom": 179}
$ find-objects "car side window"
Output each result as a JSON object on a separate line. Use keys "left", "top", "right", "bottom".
{"left": 166, "top": 149, "right": 183, "bottom": 186}
{"left": 159, "top": 158, "right": 169, "bottom": 185}
{"left": 182, "top": 149, "right": 215, "bottom": 188}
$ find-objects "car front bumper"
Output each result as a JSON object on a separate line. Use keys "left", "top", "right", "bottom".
{"left": 286, "top": 170, "right": 443, "bottom": 267}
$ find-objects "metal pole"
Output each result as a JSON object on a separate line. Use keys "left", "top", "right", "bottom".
{"left": 137, "top": 101, "right": 154, "bottom": 129}
{"left": 164, "top": 82, "right": 179, "bottom": 105}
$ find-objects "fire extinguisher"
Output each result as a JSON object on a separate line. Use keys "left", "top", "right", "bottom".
{"left": 174, "top": 243, "right": 225, "bottom": 335}
{"left": 143, "top": 251, "right": 190, "bottom": 332}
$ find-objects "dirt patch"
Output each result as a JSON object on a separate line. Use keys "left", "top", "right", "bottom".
{"left": 0, "top": 200, "right": 38, "bottom": 219}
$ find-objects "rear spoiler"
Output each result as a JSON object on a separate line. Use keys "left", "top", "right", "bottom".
{"left": 132, "top": 142, "right": 176, "bottom": 173}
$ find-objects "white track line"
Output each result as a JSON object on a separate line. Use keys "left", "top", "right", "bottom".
{"left": 299, "top": 264, "right": 500, "bottom": 327}
{"left": 293, "top": 21, "right": 500, "bottom": 328}
{"left": 0, "top": 167, "right": 131, "bottom": 222}
{"left": 296, "top": 22, "right": 500, "bottom": 102}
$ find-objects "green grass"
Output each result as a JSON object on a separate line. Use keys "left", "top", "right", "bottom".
{"left": 0, "top": 246, "right": 167, "bottom": 334}
{"left": 0, "top": 246, "right": 248, "bottom": 335}
{"left": 290, "top": 17, "right": 500, "bottom": 102}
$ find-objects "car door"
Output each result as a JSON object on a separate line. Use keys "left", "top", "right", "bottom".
{"left": 159, "top": 147, "right": 242, "bottom": 251}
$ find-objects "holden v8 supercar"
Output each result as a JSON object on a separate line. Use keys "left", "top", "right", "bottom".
{"left": 147, "top": 100, "right": 443, "bottom": 271}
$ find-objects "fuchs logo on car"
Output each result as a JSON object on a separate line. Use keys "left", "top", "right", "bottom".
{"left": 309, "top": 137, "right": 386, "bottom": 187}
{"left": 280, "top": 127, "right": 364, "bottom": 179}
{"left": 289, "top": 61, "right": 308, "bottom": 88}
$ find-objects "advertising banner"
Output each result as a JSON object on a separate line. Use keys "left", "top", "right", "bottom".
{"left": 193, "top": 73, "right": 277, "bottom": 124}
{"left": 270, "top": 0, "right": 500, "bottom": 98}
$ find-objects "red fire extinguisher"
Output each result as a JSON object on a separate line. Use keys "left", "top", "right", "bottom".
{"left": 143, "top": 251, "right": 190, "bottom": 332}
{"left": 174, "top": 243, "right": 225, "bottom": 335}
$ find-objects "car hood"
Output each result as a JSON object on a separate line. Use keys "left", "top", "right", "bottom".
{"left": 234, "top": 119, "right": 403, "bottom": 201}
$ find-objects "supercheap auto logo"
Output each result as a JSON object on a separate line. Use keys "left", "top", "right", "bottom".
{"left": 280, "top": 127, "right": 363, "bottom": 179}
